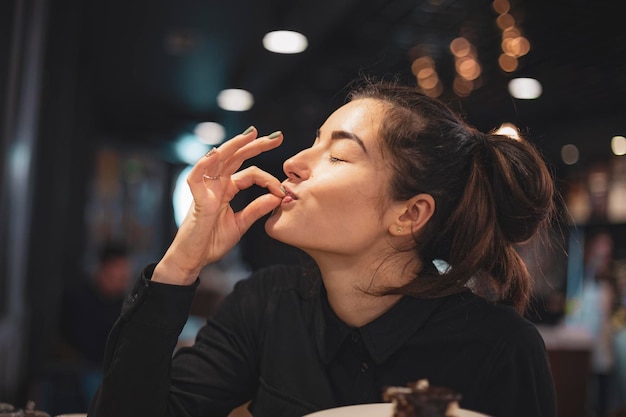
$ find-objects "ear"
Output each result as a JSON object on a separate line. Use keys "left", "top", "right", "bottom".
{"left": 388, "top": 193, "right": 435, "bottom": 237}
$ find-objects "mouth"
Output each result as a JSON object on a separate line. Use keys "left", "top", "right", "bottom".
{"left": 280, "top": 185, "right": 298, "bottom": 204}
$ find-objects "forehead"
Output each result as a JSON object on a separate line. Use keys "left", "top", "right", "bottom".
{"left": 321, "top": 98, "right": 386, "bottom": 142}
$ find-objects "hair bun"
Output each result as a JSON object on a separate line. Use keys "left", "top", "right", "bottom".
{"left": 488, "top": 134, "right": 554, "bottom": 243}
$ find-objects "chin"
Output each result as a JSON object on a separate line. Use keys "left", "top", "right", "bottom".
{"left": 264, "top": 211, "right": 284, "bottom": 239}
{"left": 264, "top": 213, "right": 298, "bottom": 246}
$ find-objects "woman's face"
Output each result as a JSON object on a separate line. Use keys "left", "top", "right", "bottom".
{"left": 265, "top": 98, "right": 401, "bottom": 257}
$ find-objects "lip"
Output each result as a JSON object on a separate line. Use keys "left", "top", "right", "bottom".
{"left": 281, "top": 184, "right": 298, "bottom": 204}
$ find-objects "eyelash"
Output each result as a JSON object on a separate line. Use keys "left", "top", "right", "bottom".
{"left": 329, "top": 156, "right": 345, "bottom": 164}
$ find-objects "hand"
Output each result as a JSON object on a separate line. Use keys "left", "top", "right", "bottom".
{"left": 153, "top": 127, "right": 285, "bottom": 285}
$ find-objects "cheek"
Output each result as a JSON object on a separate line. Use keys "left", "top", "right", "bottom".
{"left": 310, "top": 183, "right": 385, "bottom": 226}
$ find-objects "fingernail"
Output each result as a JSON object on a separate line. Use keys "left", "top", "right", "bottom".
{"left": 268, "top": 131, "right": 282, "bottom": 139}
{"left": 280, "top": 185, "right": 287, "bottom": 195}
{"left": 242, "top": 126, "right": 254, "bottom": 135}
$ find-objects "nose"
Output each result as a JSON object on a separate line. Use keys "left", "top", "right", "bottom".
{"left": 283, "top": 147, "right": 313, "bottom": 181}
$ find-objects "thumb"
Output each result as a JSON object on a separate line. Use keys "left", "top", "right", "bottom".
{"left": 235, "top": 193, "right": 282, "bottom": 233}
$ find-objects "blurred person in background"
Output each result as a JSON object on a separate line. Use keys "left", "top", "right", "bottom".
{"left": 88, "top": 79, "right": 558, "bottom": 417}
{"left": 577, "top": 231, "right": 621, "bottom": 417}
{"left": 58, "top": 240, "right": 132, "bottom": 365}
{"left": 609, "top": 267, "right": 626, "bottom": 414}
{"left": 48, "top": 240, "right": 133, "bottom": 413}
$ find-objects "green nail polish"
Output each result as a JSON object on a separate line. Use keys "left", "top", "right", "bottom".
{"left": 280, "top": 185, "right": 287, "bottom": 195}
{"left": 268, "top": 131, "right": 282, "bottom": 139}
{"left": 242, "top": 126, "right": 254, "bottom": 135}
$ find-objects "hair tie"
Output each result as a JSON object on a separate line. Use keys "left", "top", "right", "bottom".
{"left": 471, "top": 130, "right": 493, "bottom": 168}
{"left": 473, "top": 130, "right": 490, "bottom": 147}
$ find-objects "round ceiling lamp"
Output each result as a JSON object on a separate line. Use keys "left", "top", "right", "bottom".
{"left": 217, "top": 89, "right": 254, "bottom": 111}
{"left": 611, "top": 135, "right": 626, "bottom": 156}
{"left": 263, "top": 30, "right": 308, "bottom": 54}
{"left": 194, "top": 122, "right": 226, "bottom": 145}
{"left": 495, "top": 122, "right": 521, "bottom": 140}
{"left": 507, "top": 77, "right": 542, "bottom": 99}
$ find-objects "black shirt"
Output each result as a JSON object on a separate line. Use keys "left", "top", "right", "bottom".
{"left": 88, "top": 264, "right": 557, "bottom": 417}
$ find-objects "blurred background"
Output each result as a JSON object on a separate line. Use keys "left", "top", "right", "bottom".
{"left": 1, "top": 0, "right": 625, "bottom": 416}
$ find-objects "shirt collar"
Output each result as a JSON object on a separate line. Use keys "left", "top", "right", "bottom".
{"left": 315, "top": 284, "right": 448, "bottom": 365}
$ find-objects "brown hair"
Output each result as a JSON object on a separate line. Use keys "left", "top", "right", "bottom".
{"left": 349, "top": 79, "right": 556, "bottom": 313}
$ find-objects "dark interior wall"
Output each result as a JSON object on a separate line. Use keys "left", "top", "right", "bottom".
{"left": 0, "top": 0, "right": 18, "bottom": 319}
{"left": 0, "top": 0, "right": 23, "bottom": 403}
{"left": 21, "top": 0, "right": 95, "bottom": 395}
{"left": 18, "top": 0, "right": 176, "bottom": 404}
{"left": 0, "top": 0, "right": 54, "bottom": 403}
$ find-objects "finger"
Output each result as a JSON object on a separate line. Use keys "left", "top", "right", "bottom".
{"left": 211, "top": 126, "right": 260, "bottom": 159}
{"left": 222, "top": 131, "right": 284, "bottom": 175}
{"left": 229, "top": 166, "right": 285, "bottom": 199}
{"left": 188, "top": 128, "right": 259, "bottom": 185}
{"left": 234, "top": 193, "right": 283, "bottom": 234}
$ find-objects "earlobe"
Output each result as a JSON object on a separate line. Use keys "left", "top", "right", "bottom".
{"left": 390, "top": 193, "right": 435, "bottom": 236}
{"left": 390, "top": 223, "right": 408, "bottom": 237}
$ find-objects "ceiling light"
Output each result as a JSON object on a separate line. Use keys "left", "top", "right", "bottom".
{"left": 498, "top": 54, "right": 518, "bottom": 72}
{"left": 217, "top": 89, "right": 254, "bottom": 111}
{"left": 173, "top": 165, "right": 193, "bottom": 227}
{"left": 561, "top": 144, "right": 579, "bottom": 165}
{"left": 495, "top": 122, "right": 520, "bottom": 140}
{"left": 194, "top": 122, "right": 226, "bottom": 145}
{"left": 508, "top": 77, "right": 542, "bottom": 99}
{"left": 449, "top": 37, "right": 471, "bottom": 57}
{"left": 262, "top": 30, "right": 308, "bottom": 54}
{"left": 496, "top": 13, "right": 515, "bottom": 30}
{"left": 611, "top": 135, "right": 626, "bottom": 156}
{"left": 492, "top": 0, "right": 511, "bottom": 14}
{"left": 174, "top": 133, "right": 210, "bottom": 165}
{"left": 453, "top": 76, "right": 473, "bottom": 97}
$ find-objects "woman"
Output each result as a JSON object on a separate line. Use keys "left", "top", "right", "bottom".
{"left": 88, "top": 80, "right": 557, "bottom": 417}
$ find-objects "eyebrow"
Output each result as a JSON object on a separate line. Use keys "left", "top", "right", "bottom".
{"left": 317, "top": 128, "right": 368, "bottom": 154}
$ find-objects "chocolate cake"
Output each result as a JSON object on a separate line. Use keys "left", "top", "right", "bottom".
{"left": 382, "top": 379, "right": 462, "bottom": 417}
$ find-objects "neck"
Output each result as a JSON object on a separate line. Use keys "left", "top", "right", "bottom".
{"left": 311, "top": 251, "right": 418, "bottom": 327}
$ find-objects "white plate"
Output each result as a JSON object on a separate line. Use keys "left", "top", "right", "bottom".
{"left": 302, "top": 403, "right": 489, "bottom": 417}
{"left": 55, "top": 414, "right": 87, "bottom": 417}
{"left": 55, "top": 413, "right": 87, "bottom": 417}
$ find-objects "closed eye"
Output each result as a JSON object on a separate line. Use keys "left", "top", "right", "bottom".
{"left": 329, "top": 156, "right": 345, "bottom": 164}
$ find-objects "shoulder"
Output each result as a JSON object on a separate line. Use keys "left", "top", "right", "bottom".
{"left": 436, "top": 292, "right": 544, "bottom": 346}
{"left": 439, "top": 293, "right": 552, "bottom": 383}
{"left": 469, "top": 295, "right": 547, "bottom": 358}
